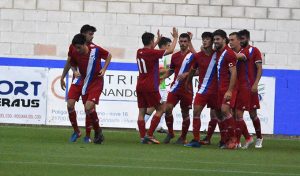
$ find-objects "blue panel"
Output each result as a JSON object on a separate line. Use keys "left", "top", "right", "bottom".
{"left": 1, "top": 56, "right": 300, "bottom": 135}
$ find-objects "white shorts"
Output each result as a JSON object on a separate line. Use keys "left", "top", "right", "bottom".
{"left": 159, "top": 89, "right": 168, "bottom": 102}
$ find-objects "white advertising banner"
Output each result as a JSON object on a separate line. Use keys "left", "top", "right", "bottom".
{"left": 0, "top": 66, "right": 48, "bottom": 125}
{"left": 46, "top": 67, "right": 275, "bottom": 134}
{"left": 46, "top": 68, "right": 139, "bottom": 128}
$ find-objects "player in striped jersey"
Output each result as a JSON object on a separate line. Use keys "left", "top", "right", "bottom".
{"left": 68, "top": 33, "right": 112, "bottom": 144}
{"left": 162, "top": 33, "right": 195, "bottom": 145}
{"left": 184, "top": 32, "right": 218, "bottom": 148}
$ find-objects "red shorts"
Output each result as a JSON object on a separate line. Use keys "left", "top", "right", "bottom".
{"left": 137, "top": 91, "right": 162, "bottom": 108}
{"left": 235, "top": 87, "right": 250, "bottom": 111}
{"left": 194, "top": 93, "right": 218, "bottom": 109}
{"left": 67, "top": 84, "right": 82, "bottom": 102}
{"left": 81, "top": 79, "right": 103, "bottom": 105}
{"left": 250, "top": 92, "right": 260, "bottom": 110}
{"left": 166, "top": 91, "right": 193, "bottom": 109}
{"left": 217, "top": 90, "right": 237, "bottom": 109}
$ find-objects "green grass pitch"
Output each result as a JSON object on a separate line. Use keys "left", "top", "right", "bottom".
{"left": 0, "top": 125, "right": 299, "bottom": 176}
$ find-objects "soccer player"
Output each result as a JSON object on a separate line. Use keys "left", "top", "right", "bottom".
{"left": 213, "top": 29, "right": 237, "bottom": 149}
{"left": 229, "top": 32, "right": 253, "bottom": 148}
{"left": 143, "top": 37, "right": 172, "bottom": 133}
{"left": 162, "top": 33, "right": 195, "bottom": 145}
{"left": 184, "top": 32, "right": 218, "bottom": 148}
{"left": 238, "top": 29, "right": 263, "bottom": 148}
{"left": 68, "top": 33, "right": 111, "bottom": 144}
{"left": 136, "top": 28, "right": 178, "bottom": 144}
{"left": 60, "top": 25, "right": 98, "bottom": 143}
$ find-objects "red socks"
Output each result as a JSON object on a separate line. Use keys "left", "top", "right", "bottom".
{"left": 85, "top": 115, "right": 92, "bottom": 138}
{"left": 206, "top": 118, "right": 218, "bottom": 141}
{"left": 224, "top": 116, "right": 236, "bottom": 139}
{"left": 137, "top": 119, "right": 146, "bottom": 138}
{"left": 218, "top": 120, "right": 227, "bottom": 143}
{"left": 180, "top": 117, "right": 190, "bottom": 139}
{"left": 68, "top": 109, "right": 80, "bottom": 134}
{"left": 165, "top": 115, "right": 174, "bottom": 136}
{"left": 252, "top": 116, "right": 262, "bottom": 139}
{"left": 192, "top": 118, "right": 201, "bottom": 141}
{"left": 147, "top": 115, "right": 161, "bottom": 137}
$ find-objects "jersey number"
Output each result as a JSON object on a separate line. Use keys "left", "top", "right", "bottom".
{"left": 137, "top": 58, "right": 147, "bottom": 73}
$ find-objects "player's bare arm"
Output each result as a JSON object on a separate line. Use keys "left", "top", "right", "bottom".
{"left": 161, "top": 68, "right": 174, "bottom": 80}
{"left": 187, "top": 32, "right": 197, "bottom": 54}
{"left": 159, "top": 67, "right": 168, "bottom": 75}
{"left": 154, "top": 30, "right": 162, "bottom": 48}
{"left": 164, "top": 27, "right": 178, "bottom": 56}
{"left": 252, "top": 62, "right": 262, "bottom": 92}
{"left": 224, "top": 66, "right": 237, "bottom": 101}
{"left": 185, "top": 68, "right": 196, "bottom": 93}
{"left": 177, "top": 72, "right": 189, "bottom": 81}
{"left": 71, "top": 66, "right": 81, "bottom": 78}
{"left": 99, "top": 53, "right": 112, "bottom": 77}
{"left": 60, "top": 56, "right": 72, "bottom": 90}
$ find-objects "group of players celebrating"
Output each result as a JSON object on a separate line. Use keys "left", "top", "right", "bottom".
{"left": 62, "top": 24, "right": 263, "bottom": 149}
{"left": 136, "top": 28, "right": 263, "bottom": 149}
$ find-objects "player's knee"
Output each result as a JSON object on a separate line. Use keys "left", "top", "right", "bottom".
{"left": 85, "top": 107, "right": 95, "bottom": 115}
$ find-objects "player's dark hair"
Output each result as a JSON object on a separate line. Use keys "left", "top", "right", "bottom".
{"left": 238, "top": 29, "right": 250, "bottom": 39}
{"left": 72, "top": 33, "right": 86, "bottom": 45}
{"left": 80, "top": 24, "right": 97, "bottom": 34}
{"left": 158, "top": 37, "right": 171, "bottom": 48}
{"left": 142, "top": 32, "right": 155, "bottom": 46}
{"left": 229, "top": 32, "right": 238, "bottom": 37}
{"left": 213, "top": 29, "right": 227, "bottom": 39}
{"left": 201, "top": 32, "right": 213, "bottom": 40}
{"left": 179, "top": 33, "right": 191, "bottom": 41}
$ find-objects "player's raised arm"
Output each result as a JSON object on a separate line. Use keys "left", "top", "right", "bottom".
{"left": 187, "top": 32, "right": 197, "bottom": 54}
{"left": 154, "top": 30, "right": 162, "bottom": 48}
{"left": 164, "top": 27, "right": 178, "bottom": 56}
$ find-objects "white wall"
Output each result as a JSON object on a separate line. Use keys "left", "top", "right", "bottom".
{"left": 0, "top": 0, "right": 300, "bottom": 69}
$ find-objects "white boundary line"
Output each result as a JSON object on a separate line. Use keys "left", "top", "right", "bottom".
{"left": 1, "top": 152, "right": 300, "bottom": 169}
{"left": 1, "top": 160, "right": 300, "bottom": 176}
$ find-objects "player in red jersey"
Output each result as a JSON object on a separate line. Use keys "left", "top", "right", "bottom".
{"left": 60, "top": 25, "right": 99, "bottom": 143}
{"left": 213, "top": 29, "right": 238, "bottom": 149}
{"left": 136, "top": 28, "right": 178, "bottom": 144}
{"left": 184, "top": 32, "right": 218, "bottom": 147}
{"left": 238, "top": 29, "right": 263, "bottom": 148}
{"left": 229, "top": 32, "right": 253, "bottom": 149}
{"left": 68, "top": 33, "right": 111, "bottom": 144}
{"left": 161, "top": 33, "right": 195, "bottom": 145}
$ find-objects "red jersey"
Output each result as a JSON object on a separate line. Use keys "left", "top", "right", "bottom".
{"left": 136, "top": 48, "right": 165, "bottom": 92}
{"left": 216, "top": 45, "right": 237, "bottom": 91}
{"left": 69, "top": 43, "right": 110, "bottom": 95}
{"left": 193, "top": 51, "right": 218, "bottom": 95}
{"left": 169, "top": 51, "right": 194, "bottom": 93}
{"left": 246, "top": 45, "right": 262, "bottom": 86}
{"left": 237, "top": 47, "right": 251, "bottom": 88}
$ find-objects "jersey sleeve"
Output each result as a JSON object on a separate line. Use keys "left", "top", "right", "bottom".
{"left": 253, "top": 47, "right": 262, "bottom": 63}
{"left": 192, "top": 53, "right": 199, "bottom": 69}
{"left": 169, "top": 55, "right": 175, "bottom": 70}
{"left": 98, "top": 46, "right": 110, "bottom": 60}
{"left": 227, "top": 52, "right": 237, "bottom": 68}
{"left": 152, "top": 49, "right": 166, "bottom": 60}
{"left": 68, "top": 45, "right": 77, "bottom": 67}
